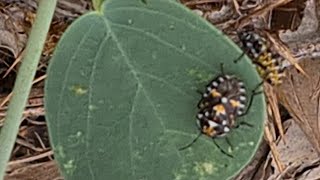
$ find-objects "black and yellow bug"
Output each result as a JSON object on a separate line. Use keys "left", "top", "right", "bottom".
{"left": 179, "top": 64, "right": 258, "bottom": 156}
{"left": 196, "top": 74, "right": 249, "bottom": 140}
{"left": 197, "top": 74, "right": 247, "bottom": 118}
{"left": 237, "top": 29, "right": 285, "bottom": 85}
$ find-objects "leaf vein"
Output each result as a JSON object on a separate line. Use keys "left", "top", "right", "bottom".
{"left": 102, "top": 16, "right": 141, "bottom": 178}
{"left": 128, "top": 85, "right": 141, "bottom": 177}
{"left": 136, "top": 72, "right": 194, "bottom": 99}
{"left": 85, "top": 31, "right": 111, "bottom": 180}
{"left": 110, "top": 22, "right": 209, "bottom": 68}
{"left": 105, "top": 6, "right": 208, "bottom": 33}
{"left": 141, "top": 87, "right": 166, "bottom": 129}
{"left": 55, "top": 25, "right": 95, "bottom": 144}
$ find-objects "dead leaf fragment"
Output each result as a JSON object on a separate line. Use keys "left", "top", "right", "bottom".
{"left": 278, "top": 58, "right": 320, "bottom": 154}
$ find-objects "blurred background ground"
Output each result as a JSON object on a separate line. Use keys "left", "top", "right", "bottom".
{"left": 0, "top": 0, "right": 319, "bottom": 179}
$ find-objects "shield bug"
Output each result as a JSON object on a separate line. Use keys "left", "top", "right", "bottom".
{"left": 179, "top": 64, "right": 260, "bottom": 156}
{"left": 237, "top": 29, "right": 285, "bottom": 85}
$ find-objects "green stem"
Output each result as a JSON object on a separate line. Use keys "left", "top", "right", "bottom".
{"left": 92, "top": 0, "right": 103, "bottom": 10}
{"left": 0, "top": 0, "right": 58, "bottom": 178}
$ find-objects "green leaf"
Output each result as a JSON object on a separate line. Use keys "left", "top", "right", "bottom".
{"left": 45, "top": 0, "right": 266, "bottom": 179}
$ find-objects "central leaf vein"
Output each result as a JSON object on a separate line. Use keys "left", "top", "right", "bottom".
{"left": 102, "top": 16, "right": 142, "bottom": 178}
{"left": 128, "top": 85, "right": 141, "bottom": 177}
{"left": 55, "top": 25, "right": 95, "bottom": 144}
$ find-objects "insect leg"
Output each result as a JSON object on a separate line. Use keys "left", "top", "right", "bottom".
{"left": 233, "top": 51, "right": 246, "bottom": 63}
{"left": 240, "top": 82, "right": 264, "bottom": 116}
{"left": 225, "top": 137, "right": 233, "bottom": 150}
{"left": 179, "top": 132, "right": 202, "bottom": 151}
{"left": 213, "top": 139, "right": 233, "bottom": 158}
{"left": 235, "top": 121, "right": 254, "bottom": 128}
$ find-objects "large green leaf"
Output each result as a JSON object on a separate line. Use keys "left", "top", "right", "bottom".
{"left": 45, "top": 0, "right": 266, "bottom": 179}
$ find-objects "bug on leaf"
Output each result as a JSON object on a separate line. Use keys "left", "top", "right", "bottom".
{"left": 179, "top": 64, "right": 260, "bottom": 157}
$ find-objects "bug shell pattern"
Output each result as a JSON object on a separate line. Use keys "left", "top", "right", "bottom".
{"left": 197, "top": 74, "right": 247, "bottom": 138}
{"left": 196, "top": 107, "right": 232, "bottom": 137}
{"left": 238, "top": 30, "right": 285, "bottom": 85}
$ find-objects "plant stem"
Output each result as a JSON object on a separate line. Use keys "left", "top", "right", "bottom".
{"left": 0, "top": 0, "right": 58, "bottom": 178}
{"left": 92, "top": 0, "right": 102, "bottom": 10}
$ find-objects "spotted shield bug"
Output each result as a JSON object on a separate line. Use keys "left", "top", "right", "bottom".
{"left": 198, "top": 74, "right": 247, "bottom": 117}
{"left": 179, "top": 64, "right": 259, "bottom": 157}
{"left": 237, "top": 29, "right": 285, "bottom": 85}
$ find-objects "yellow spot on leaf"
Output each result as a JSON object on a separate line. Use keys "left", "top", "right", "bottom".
{"left": 194, "top": 162, "right": 216, "bottom": 176}
{"left": 70, "top": 85, "right": 88, "bottom": 95}
{"left": 63, "top": 160, "right": 76, "bottom": 175}
{"left": 202, "top": 162, "right": 214, "bottom": 174}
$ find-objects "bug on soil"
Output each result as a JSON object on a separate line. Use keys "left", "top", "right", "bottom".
{"left": 236, "top": 28, "right": 285, "bottom": 86}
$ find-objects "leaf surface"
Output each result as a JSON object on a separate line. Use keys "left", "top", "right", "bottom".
{"left": 45, "top": 0, "right": 266, "bottom": 179}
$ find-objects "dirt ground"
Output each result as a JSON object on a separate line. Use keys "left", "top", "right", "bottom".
{"left": 1, "top": 0, "right": 320, "bottom": 179}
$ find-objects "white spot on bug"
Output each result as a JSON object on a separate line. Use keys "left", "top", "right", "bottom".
{"left": 239, "top": 103, "right": 245, "bottom": 108}
{"left": 207, "top": 87, "right": 212, "bottom": 91}
{"left": 238, "top": 82, "right": 244, "bottom": 87}
{"left": 212, "top": 81, "right": 218, "bottom": 87}
{"left": 197, "top": 114, "right": 204, "bottom": 119}
{"left": 205, "top": 111, "right": 210, "bottom": 117}
{"left": 218, "top": 77, "right": 224, "bottom": 82}
{"left": 223, "top": 127, "right": 230, "bottom": 132}
{"left": 251, "top": 48, "right": 257, "bottom": 55}
{"left": 221, "top": 97, "right": 228, "bottom": 104}
{"left": 208, "top": 120, "right": 218, "bottom": 127}
{"left": 252, "top": 52, "right": 259, "bottom": 58}
{"left": 244, "top": 34, "right": 251, "bottom": 40}
{"left": 203, "top": 93, "right": 208, "bottom": 97}
{"left": 253, "top": 33, "right": 260, "bottom": 40}
{"left": 237, "top": 111, "right": 243, "bottom": 115}
{"left": 196, "top": 119, "right": 201, "bottom": 127}
{"left": 225, "top": 75, "right": 231, "bottom": 79}
{"left": 240, "top": 96, "right": 246, "bottom": 101}
{"left": 239, "top": 88, "right": 246, "bottom": 93}
{"left": 246, "top": 42, "right": 253, "bottom": 47}
{"left": 222, "top": 120, "right": 227, "bottom": 125}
